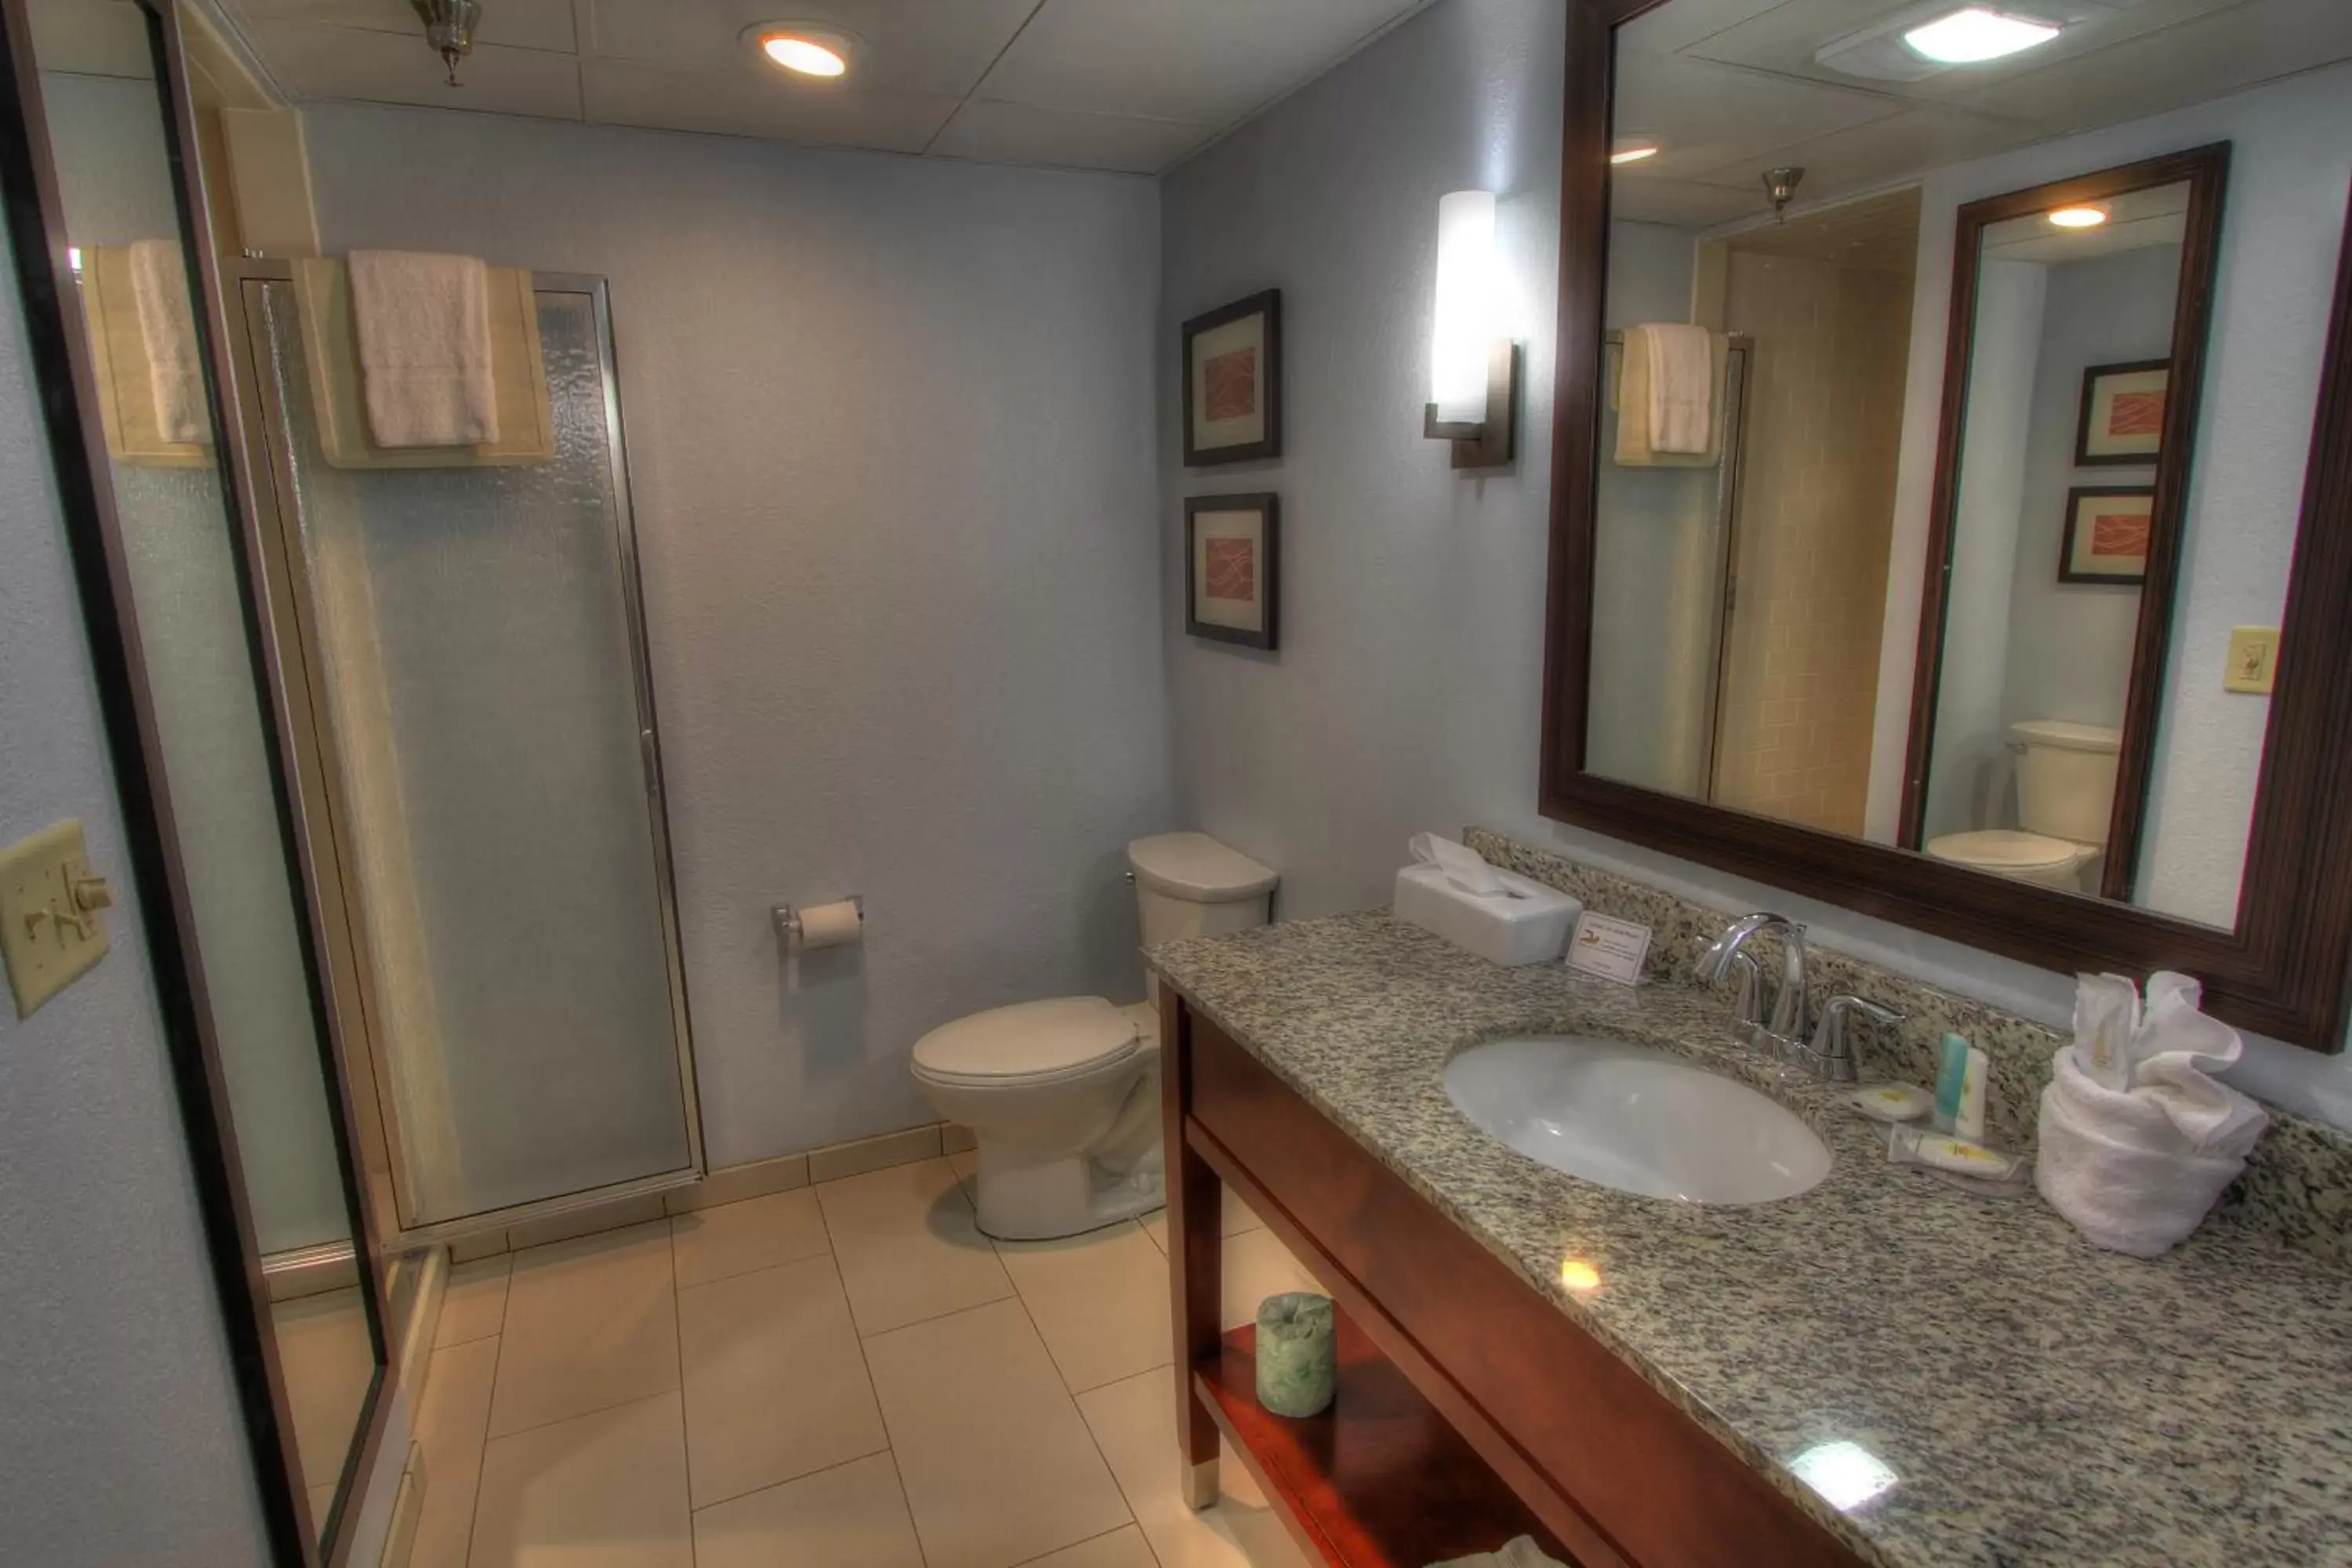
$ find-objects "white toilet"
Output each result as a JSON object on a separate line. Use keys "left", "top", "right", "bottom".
{"left": 910, "top": 832, "right": 1276, "bottom": 1240}
{"left": 1926, "top": 719, "right": 2121, "bottom": 891}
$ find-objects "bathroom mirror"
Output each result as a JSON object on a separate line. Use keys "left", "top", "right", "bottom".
{"left": 1904, "top": 149, "right": 2226, "bottom": 905}
{"left": 1, "top": 0, "right": 391, "bottom": 1554}
{"left": 1546, "top": 0, "right": 2352, "bottom": 1047}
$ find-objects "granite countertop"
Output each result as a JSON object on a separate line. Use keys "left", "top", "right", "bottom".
{"left": 1146, "top": 912, "right": 2352, "bottom": 1568}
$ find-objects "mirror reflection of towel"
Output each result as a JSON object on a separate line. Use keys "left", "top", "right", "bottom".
{"left": 1613, "top": 326, "right": 1728, "bottom": 467}
{"left": 127, "top": 238, "right": 205, "bottom": 445}
{"left": 1645, "top": 321, "right": 1714, "bottom": 453}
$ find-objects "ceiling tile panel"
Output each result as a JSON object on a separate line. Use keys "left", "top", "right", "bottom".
{"left": 1953, "top": 0, "right": 2352, "bottom": 129}
{"left": 1617, "top": 0, "right": 1794, "bottom": 56}
{"left": 225, "top": 0, "right": 578, "bottom": 52}
{"left": 586, "top": 0, "right": 1036, "bottom": 100}
{"left": 581, "top": 56, "right": 956, "bottom": 154}
{"left": 1613, "top": 49, "right": 1905, "bottom": 178}
{"left": 1682, "top": 0, "right": 2244, "bottom": 105}
{"left": 1613, "top": 180, "right": 1776, "bottom": 227}
{"left": 931, "top": 100, "right": 1209, "bottom": 175}
{"left": 27, "top": 0, "right": 152, "bottom": 79}
{"left": 1682, "top": 102, "right": 2039, "bottom": 195}
{"left": 973, "top": 0, "right": 1428, "bottom": 126}
{"left": 249, "top": 20, "right": 584, "bottom": 117}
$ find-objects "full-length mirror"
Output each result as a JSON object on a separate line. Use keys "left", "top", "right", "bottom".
{"left": 1581, "top": 0, "right": 2343, "bottom": 930}
{"left": 17, "top": 0, "right": 385, "bottom": 1547}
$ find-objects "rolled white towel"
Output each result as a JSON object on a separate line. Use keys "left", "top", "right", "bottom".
{"left": 2034, "top": 1033, "right": 2265, "bottom": 1258}
{"left": 1427, "top": 1537, "right": 1571, "bottom": 1568}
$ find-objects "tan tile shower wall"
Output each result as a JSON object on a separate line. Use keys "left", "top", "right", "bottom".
{"left": 1712, "top": 252, "right": 1913, "bottom": 833}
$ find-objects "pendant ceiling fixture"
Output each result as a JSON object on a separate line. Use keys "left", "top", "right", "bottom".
{"left": 415, "top": 0, "right": 482, "bottom": 87}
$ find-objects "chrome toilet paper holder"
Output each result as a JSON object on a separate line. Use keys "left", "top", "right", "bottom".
{"left": 771, "top": 896, "right": 863, "bottom": 948}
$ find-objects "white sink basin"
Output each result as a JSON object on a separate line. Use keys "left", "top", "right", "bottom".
{"left": 1444, "top": 1036, "right": 1831, "bottom": 1204}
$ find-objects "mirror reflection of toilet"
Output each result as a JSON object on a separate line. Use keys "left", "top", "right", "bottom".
{"left": 1926, "top": 720, "right": 2121, "bottom": 892}
{"left": 909, "top": 833, "right": 1276, "bottom": 1240}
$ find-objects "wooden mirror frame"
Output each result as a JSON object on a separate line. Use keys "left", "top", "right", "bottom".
{"left": 1896, "top": 145, "right": 2230, "bottom": 902}
{"left": 1541, "top": 0, "right": 2352, "bottom": 1050}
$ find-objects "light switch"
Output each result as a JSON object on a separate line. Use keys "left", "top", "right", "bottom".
{"left": 2224, "top": 626, "right": 2280, "bottom": 695}
{"left": 1, "top": 818, "right": 114, "bottom": 1018}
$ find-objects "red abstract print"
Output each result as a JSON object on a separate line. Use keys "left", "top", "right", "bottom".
{"left": 1203, "top": 347, "right": 1258, "bottom": 422}
{"left": 2107, "top": 389, "right": 2165, "bottom": 437}
{"left": 2090, "top": 506, "right": 2151, "bottom": 560}
{"left": 1204, "top": 537, "right": 1257, "bottom": 602}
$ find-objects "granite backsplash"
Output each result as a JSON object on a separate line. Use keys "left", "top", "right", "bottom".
{"left": 1463, "top": 826, "right": 2352, "bottom": 1265}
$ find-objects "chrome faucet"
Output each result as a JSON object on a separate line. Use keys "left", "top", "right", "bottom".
{"left": 1799, "top": 995, "right": 1907, "bottom": 1084}
{"left": 1695, "top": 912, "right": 1807, "bottom": 1044}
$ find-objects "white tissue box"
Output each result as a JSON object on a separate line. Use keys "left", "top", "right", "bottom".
{"left": 1392, "top": 862, "right": 1581, "bottom": 967}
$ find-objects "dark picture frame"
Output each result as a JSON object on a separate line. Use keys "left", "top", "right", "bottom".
{"left": 2060, "top": 485, "right": 2156, "bottom": 584}
{"left": 1181, "top": 289, "right": 1282, "bottom": 466}
{"left": 1185, "top": 492, "right": 1279, "bottom": 650}
{"left": 1538, "top": 0, "right": 2352, "bottom": 1053}
{"left": 2074, "top": 358, "right": 2170, "bottom": 466}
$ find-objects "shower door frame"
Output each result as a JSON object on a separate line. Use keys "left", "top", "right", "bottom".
{"left": 220, "top": 260, "right": 706, "bottom": 1248}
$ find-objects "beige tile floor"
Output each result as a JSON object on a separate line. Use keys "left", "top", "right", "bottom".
{"left": 412, "top": 1155, "right": 1322, "bottom": 1568}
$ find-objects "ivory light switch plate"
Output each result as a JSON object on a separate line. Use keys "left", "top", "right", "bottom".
{"left": 2225, "top": 626, "right": 2279, "bottom": 694}
{"left": 1, "top": 818, "right": 114, "bottom": 1018}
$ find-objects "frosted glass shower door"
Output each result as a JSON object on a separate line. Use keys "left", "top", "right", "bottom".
{"left": 245, "top": 274, "right": 698, "bottom": 1234}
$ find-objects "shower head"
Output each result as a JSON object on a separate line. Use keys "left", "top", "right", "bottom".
{"left": 415, "top": 0, "right": 482, "bottom": 87}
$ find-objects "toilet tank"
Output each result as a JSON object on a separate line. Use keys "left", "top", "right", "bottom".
{"left": 2012, "top": 720, "right": 2122, "bottom": 845}
{"left": 1128, "top": 833, "right": 1279, "bottom": 949}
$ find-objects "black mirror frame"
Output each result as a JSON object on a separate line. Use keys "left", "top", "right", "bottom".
{"left": 0, "top": 0, "right": 395, "bottom": 1561}
{"left": 1541, "top": 0, "right": 2352, "bottom": 1051}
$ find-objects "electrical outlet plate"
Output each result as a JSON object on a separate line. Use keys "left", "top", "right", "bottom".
{"left": 0, "top": 818, "right": 112, "bottom": 1018}
{"left": 2225, "top": 626, "right": 2280, "bottom": 695}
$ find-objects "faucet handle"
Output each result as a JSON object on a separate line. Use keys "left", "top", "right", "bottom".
{"left": 1807, "top": 995, "right": 1905, "bottom": 1082}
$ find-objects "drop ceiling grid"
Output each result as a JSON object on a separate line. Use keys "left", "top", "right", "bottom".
{"left": 211, "top": 0, "right": 1437, "bottom": 174}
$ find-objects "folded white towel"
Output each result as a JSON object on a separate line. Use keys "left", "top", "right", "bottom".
{"left": 127, "top": 238, "right": 205, "bottom": 445}
{"left": 1643, "top": 321, "right": 1713, "bottom": 455}
{"left": 2034, "top": 971, "right": 2267, "bottom": 1258}
{"left": 346, "top": 249, "right": 499, "bottom": 448}
{"left": 1427, "top": 1537, "right": 1570, "bottom": 1568}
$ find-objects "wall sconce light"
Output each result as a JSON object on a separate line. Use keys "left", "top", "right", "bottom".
{"left": 1425, "top": 190, "right": 1520, "bottom": 469}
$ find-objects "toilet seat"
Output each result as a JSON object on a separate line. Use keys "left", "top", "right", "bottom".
{"left": 1925, "top": 828, "right": 2092, "bottom": 873}
{"left": 911, "top": 996, "right": 1142, "bottom": 1090}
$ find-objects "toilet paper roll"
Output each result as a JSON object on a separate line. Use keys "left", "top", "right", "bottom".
{"left": 796, "top": 899, "right": 863, "bottom": 950}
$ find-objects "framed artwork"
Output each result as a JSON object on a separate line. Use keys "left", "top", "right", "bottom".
{"left": 1181, "top": 289, "right": 1282, "bottom": 466}
{"left": 2060, "top": 485, "right": 2154, "bottom": 584}
{"left": 2074, "top": 358, "right": 2169, "bottom": 465}
{"left": 1185, "top": 493, "right": 1279, "bottom": 649}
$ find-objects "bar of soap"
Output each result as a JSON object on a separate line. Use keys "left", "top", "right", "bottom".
{"left": 1254, "top": 1292, "right": 1336, "bottom": 1418}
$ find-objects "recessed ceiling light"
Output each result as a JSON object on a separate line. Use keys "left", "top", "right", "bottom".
{"left": 746, "top": 22, "right": 855, "bottom": 78}
{"left": 1610, "top": 140, "right": 1661, "bottom": 165}
{"left": 1902, "top": 7, "right": 2060, "bottom": 65}
{"left": 2048, "top": 204, "right": 2109, "bottom": 229}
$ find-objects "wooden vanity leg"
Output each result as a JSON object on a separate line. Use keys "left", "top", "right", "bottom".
{"left": 1162, "top": 985, "right": 1223, "bottom": 1510}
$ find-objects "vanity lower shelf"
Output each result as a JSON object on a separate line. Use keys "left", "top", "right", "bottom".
{"left": 1195, "top": 1315, "right": 1563, "bottom": 1566}
{"left": 1163, "top": 992, "right": 1868, "bottom": 1568}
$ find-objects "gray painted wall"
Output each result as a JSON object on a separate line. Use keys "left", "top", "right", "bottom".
{"left": 2001, "top": 243, "right": 2178, "bottom": 733}
{"left": 1866, "top": 66, "right": 2352, "bottom": 930}
{"left": 300, "top": 105, "right": 1171, "bottom": 1166}
{"left": 1160, "top": 0, "right": 2352, "bottom": 1128}
{"left": 0, "top": 185, "right": 270, "bottom": 1567}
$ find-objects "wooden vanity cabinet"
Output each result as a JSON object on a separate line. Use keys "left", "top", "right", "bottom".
{"left": 1162, "top": 990, "right": 1869, "bottom": 1568}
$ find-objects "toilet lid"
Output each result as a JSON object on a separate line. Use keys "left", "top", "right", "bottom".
{"left": 912, "top": 996, "right": 1142, "bottom": 1084}
{"left": 1925, "top": 829, "right": 2087, "bottom": 871}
